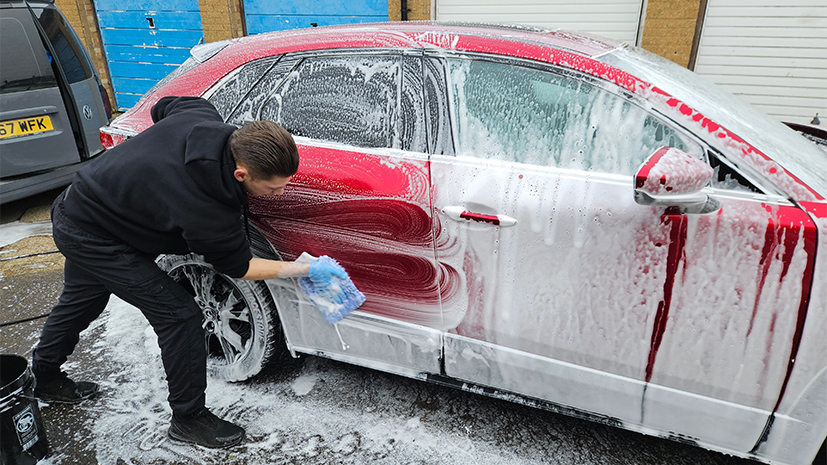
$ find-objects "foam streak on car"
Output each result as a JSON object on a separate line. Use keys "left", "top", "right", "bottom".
{"left": 103, "top": 22, "right": 827, "bottom": 465}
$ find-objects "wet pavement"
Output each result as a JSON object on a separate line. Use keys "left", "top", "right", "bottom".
{"left": 0, "top": 190, "right": 757, "bottom": 465}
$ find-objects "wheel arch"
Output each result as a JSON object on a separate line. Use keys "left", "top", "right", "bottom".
{"left": 246, "top": 223, "right": 302, "bottom": 359}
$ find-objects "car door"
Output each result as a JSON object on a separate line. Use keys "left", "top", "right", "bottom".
{"left": 214, "top": 51, "right": 447, "bottom": 377}
{"left": 35, "top": 5, "right": 109, "bottom": 157}
{"left": 429, "top": 55, "right": 817, "bottom": 453}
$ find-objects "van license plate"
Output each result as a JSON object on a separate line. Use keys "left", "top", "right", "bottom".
{"left": 0, "top": 116, "right": 54, "bottom": 140}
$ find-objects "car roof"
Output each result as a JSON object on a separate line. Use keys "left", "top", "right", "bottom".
{"left": 229, "top": 21, "right": 621, "bottom": 60}
{"left": 119, "top": 21, "right": 629, "bottom": 129}
{"left": 0, "top": 0, "right": 54, "bottom": 6}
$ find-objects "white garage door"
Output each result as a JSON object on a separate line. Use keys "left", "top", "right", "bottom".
{"left": 694, "top": 0, "right": 827, "bottom": 124}
{"left": 434, "top": 0, "right": 645, "bottom": 45}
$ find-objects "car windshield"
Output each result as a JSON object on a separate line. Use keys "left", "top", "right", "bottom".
{"left": 602, "top": 46, "right": 827, "bottom": 199}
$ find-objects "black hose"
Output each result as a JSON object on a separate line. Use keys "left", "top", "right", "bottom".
{"left": 0, "top": 251, "right": 59, "bottom": 326}
{"left": 0, "top": 250, "right": 60, "bottom": 262}
{"left": 0, "top": 313, "right": 51, "bottom": 328}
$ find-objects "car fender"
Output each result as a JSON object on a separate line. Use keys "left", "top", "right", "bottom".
{"left": 758, "top": 363, "right": 827, "bottom": 465}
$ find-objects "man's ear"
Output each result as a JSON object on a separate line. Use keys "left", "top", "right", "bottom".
{"left": 233, "top": 166, "right": 249, "bottom": 182}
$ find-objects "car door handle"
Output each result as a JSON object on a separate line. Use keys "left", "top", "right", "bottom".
{"left": 441, "top": 206, "right": 517, "bottom": 226}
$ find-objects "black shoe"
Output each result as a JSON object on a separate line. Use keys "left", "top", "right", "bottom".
{"left": 168, "top": 408, "right": 245, "bottom": 449}
{"left": 34, "top": 371, "right": 99, "bottom": 404}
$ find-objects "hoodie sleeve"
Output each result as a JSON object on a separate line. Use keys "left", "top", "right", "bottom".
{"left": 151, "top": 96, "right": 222, "bottom": 124}
{"left": 188, "top": 223, "right": 253, "bottom": 279}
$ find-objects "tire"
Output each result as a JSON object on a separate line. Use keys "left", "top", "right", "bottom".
{"left": 156, "top": 253, "right": 287, "bottom": 382}
{"left": 815, "top": 439, "right": 826, "bottom": 465}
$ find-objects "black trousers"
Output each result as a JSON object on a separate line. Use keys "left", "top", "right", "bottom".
{"left": 32, "top": 189, "right": 207, "bottom": 417}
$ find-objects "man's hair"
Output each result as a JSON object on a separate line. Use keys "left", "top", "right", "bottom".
{"left": 230, "top": 121, "right": 299, "bottom": 179}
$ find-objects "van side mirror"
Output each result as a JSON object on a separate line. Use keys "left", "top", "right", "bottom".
{"left": 634, "top": 147, "right": 721, "bottom": 214}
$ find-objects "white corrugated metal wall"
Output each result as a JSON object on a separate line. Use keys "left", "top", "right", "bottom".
{"left": 694, "top": 0, "right": 827, "bottom": 124}
{"left": 434, "top": 0, "right": 645, "bottom": 45}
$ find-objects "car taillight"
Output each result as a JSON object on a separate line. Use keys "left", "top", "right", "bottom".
{"left": 100, "top": 130, "right": 126, "bottom": 150}
{"left": 99, "top": 84, "right": 113, "bottom": 120}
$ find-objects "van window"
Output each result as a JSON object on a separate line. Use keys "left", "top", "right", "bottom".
{"left": 0, "top": 9, "right": 57, "bottom": 94}
{"left": 36, "top": 8, "right": 92, "bottom": 84}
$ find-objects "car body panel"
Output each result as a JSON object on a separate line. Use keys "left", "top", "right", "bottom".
{"left": 248, "top": 142, "right": 451, "bottom": 373}
{"left": 432, "top": 151, "right": 817, "bottom": 453}
{"left": 70, "top": 77, "right": 106, "bottom": 155}
{"left": 0, "top": 88, "right": 77, "bottom": 177}
{"left": 102, "top": 22, "right": 827, "bottom": 465}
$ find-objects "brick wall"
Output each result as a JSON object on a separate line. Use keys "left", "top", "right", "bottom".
{"left": 198, "top": 0, "right": 245, "bottom": 42}
{"left": 54, "top": 0, "right": 116, "bottom": 109}
{"left": 389, "top": 0, "right": 432, "bottom": 21}
{"left": 639, "top": 0, "right": 703, "bottom": 67}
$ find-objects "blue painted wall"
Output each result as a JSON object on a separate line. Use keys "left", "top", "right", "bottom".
{"left": 243, "top": 0, "right": 388, "bottom": 35}
{"left": 95, "top": 0, "right": 204, "bottom": 109}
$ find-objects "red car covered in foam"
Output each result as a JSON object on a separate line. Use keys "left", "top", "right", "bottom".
{"left": 101, "top": 22, "right": 827, "bottom": 465}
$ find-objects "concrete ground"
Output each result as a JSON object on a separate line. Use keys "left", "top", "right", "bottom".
{"left": 0, "top": 190, "right": 757, "bottom": 465}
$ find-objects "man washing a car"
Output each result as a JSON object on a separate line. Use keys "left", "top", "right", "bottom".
{"left": 31, "top": 96, "right": 345, "bottom": 448}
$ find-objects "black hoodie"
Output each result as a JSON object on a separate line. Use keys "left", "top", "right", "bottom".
{"left": 64, "top": 96, "right": 252, "bottom": 278}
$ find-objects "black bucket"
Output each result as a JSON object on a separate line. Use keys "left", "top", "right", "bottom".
{"left": 1, "top": 355, "right": 49, "bottom": 465}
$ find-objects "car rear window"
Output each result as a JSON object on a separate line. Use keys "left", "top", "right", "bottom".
{"left": 0, "top": 9, "right": 57, "bottom": 94}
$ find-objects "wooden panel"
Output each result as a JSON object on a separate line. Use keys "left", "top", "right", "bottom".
{"left": 243, "top": 0, "right": 389, "bottom": 35}
{"left": 694, "top": 0, "right": 827, "bottom": 123}
{"left": 104, "top": 45, "right": 192, "bottom": 64}
{"left": 112, "top": 76, "right": 158, "bottom": 94}
{"left": 95, "top": 0, "right": 200, "bottom": 10}
{"left": 99, "top": 28, "right": 203, "bottom": 48}
{"left": 97, "top": 11, "right": 203, "bottom": 30}
{"left": 96, "top": 0, "right": 203, "bottom": 110}
{"left": 246, "top": 15, "right": 387, "bottom": 34}
{"left": 108, "top": 61, "right": 180, "bottom": 79}
{"left": 244, "top": 0, "right": 387, "bottom": 16}
{"left": 114, "top": 92, "right": 143, "bottom": 108}
{"left": 434, "top": 0, "right": 643, "bottom": 44}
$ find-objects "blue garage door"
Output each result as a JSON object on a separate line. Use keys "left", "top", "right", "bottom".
{"left": 95, "top": 0, "right": 203, "bottom": 110}
{"left": 243, "top": 0, "right": 388, "bottom": 34}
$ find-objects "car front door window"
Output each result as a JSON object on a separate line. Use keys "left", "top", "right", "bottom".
{"left": 447, "top": 58, "right": 702, "bottom": 175}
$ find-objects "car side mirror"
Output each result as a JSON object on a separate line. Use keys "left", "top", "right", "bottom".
{"left": 634, "top": 147, "right": 721, "bottom": 214}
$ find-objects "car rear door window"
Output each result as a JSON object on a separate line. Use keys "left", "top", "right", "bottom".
{"left": 208, "top": 56, "right": 281, "bottom": 120}
{"left": 260, "top": 54, "right": 402, "bottom": 149}
{"left": 447, "top": 58, "right": 703, "bottom": 176}
{"left": 0, "top": 9, "right": 57, "bottom": 94}
{"left": 36, "top": 8, "right": 92, "bottom": 84}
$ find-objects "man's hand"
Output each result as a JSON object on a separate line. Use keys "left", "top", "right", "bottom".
{"left": 239, "top": 257, "right": 310, "bottom": 280}
{"left": 308, "top": 261, "right": 348, "bottom": 287}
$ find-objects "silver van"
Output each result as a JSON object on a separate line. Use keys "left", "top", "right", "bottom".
{"left": 0, "top": 0, "right": 111, "bottom": 203}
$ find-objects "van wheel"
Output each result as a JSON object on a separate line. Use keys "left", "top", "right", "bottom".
{"left": 157, "top": 254, "right": 286, "bottom": 381}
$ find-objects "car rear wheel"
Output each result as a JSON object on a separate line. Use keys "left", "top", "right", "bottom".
{"left": 157, "top": 253, "right": 286, "bottom": 381}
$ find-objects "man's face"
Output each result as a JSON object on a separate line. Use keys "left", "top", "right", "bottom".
{"left": 234, "top": 166, "right": 292, "bottom": 197}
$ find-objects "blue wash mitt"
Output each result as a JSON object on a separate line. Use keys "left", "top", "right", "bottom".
{"left": 296, "top": 253, "right": 366, "bottom": 324}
